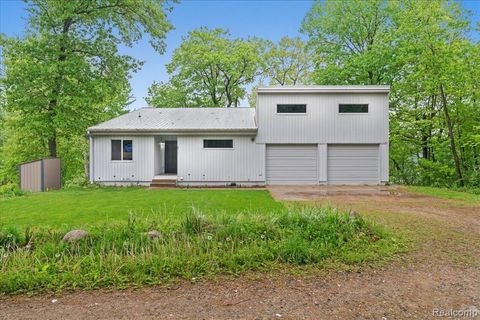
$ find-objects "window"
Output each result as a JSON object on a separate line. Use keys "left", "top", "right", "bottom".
{"left": 111, "top": 139, "right": 133, "bottom": 160}
{"left": 203, "top": 139, "right": 233, "bottom": 149}
{"left": 123, "top": 140, "right": 133, "bottom": 160}
{"left": 277, "top": 104, "right": 306, "bottom": 114}
{"left": 339, "top": 104, "right": 369, "bottom": 113}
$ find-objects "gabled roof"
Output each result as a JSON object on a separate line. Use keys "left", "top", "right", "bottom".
{"left": 257, "top": 85, "right": 390, "bottom": 93}
{"left": 88, "top": 107, "right": 257, "bottom": 133}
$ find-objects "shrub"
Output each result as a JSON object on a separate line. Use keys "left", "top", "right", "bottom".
{"left": 0, "top": 183, "right": 26, "bottom": 198}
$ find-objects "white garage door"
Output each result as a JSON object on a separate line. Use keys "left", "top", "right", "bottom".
{"left": 328, "top": 145, "right": 379, "bottom": 185}
{"left": 266, "top": 145, "right": 318, "bottom": 185}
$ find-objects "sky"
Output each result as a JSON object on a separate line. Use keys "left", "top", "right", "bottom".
{"left": 1, "top": 0, "right": 479, "bottom": 110}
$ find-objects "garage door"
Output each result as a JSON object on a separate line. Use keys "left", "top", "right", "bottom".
{"left": 266, "top": 145, "right": 318, "bottom": 185}
{"left": 328, "top": 145, "right": 379, "bottom": 184}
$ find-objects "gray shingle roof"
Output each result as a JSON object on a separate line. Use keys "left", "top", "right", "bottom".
{"left": 88, "top": 107, "right": 257, "bottom": 133}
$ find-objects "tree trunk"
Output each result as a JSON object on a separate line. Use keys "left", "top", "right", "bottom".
{"left": 48, "top": 136, "right": 57, "bottom": 158}
{"left": 439, "top": 84, "right": 464, "bottom": 186}
{"left": 46, "top": 18, "right": 72, "bottom": 157}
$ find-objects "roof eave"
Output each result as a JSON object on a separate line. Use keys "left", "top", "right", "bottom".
{"left": 257, "top": 86, "right": 390, "bottom": 94}
{"left": 87, "top": 128, "right": 258, "bottom": 135}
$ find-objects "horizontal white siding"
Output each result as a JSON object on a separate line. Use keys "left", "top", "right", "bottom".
{"left": 327, "top": 144, "right": 379, "bottom": 184}
{"left": 177, "top": 136, "right": 265, "bottom": 183}
{"left": 266, "top": 145, "right": 318, "bottom": 185}
{"left": 256, "top": 93, "right": 389, "bottom": 144}
{"left": 91, "top": 136, "right": 154, "bottom": 183}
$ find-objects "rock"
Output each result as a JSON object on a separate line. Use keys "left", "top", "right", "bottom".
{"left": 146, "top": 230, "right": 160, "bottom": 239}
{"left": 62, "top": 230, "right": 88, "bottom": 243}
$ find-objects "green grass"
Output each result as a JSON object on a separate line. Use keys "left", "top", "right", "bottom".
{"left": 0, "top": 188, "right": 404, "bottom": 295}
{"left": 0, "top": 188, "right": 284, "bottom": 228}
{"left": 0, "top": 205, "right": 402, "bottom": 295}
{"left": 406, "top": 186, "right": 480, "bottom": 204}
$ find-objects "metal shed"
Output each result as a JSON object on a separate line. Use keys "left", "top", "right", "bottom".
{"left": 19, "top": 158, "right": 61, "bottom": 192}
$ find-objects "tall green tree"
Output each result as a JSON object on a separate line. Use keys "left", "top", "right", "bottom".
{"left": 263, "top": 37, "right": 312, "bottom": 85}
{"left": 0, "top": 0, "right": 174, "bottom": 183}
{"left": 147, "top": 28, "right": 265, "bottom": 108}
{"left": 301, "top": 0, "right": 392, "bottom": 85}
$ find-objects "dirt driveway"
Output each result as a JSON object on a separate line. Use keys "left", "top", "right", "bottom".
{"left": 1, "top": 186, "right": 479, "bottom": 320}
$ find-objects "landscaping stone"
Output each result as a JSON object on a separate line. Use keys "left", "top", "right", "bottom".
{"left": 62, "top": 230, "right": 88, "bottom": 242}
{"left": 146, "top": 230, "right": 161, "bottom": 239}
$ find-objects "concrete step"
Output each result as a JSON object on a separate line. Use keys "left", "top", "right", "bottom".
{"left": 150, "top": 179, "right": 177, "bottom": 187}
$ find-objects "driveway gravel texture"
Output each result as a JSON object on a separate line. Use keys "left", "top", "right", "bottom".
{"left": 1, "top": 186, "right": 479, "bottom": 320}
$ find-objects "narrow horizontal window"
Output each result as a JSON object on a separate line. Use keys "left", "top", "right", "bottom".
{"left": 339, "top": 104, "right": 368, "bottom": 113}
{"left": 203, "top": 139, "right": 233, "bottom": 149}
{"left": 111, "top": 140, "right": 122, "bottom": 160}
{"left": 277, "top": 104, "right": 306, "bottom": 113}
{"left": 112, "top": 139, "right": 133, "bottom": 160}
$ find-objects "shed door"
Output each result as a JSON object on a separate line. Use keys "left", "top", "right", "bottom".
{"left": 266, "top": 145, "right": 318, "bottom": 185}
{"left": 327, "top": 144, "right": 379, "bottom": 184}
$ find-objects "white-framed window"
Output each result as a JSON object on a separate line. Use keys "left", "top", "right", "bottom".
{"left": 111, "top": 139, "right": 133, "bottom": 161}
{"left": 339, "top": 104, "right": 369, "bottom": 113}
{"left": 203, "top": 139, "right": 233, "bottom": 149}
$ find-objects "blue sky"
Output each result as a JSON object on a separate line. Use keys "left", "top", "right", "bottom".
{"left": 1, "top": 0, "right": 479, "bottom": 109}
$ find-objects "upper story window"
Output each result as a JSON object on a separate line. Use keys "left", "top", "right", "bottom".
{"left": 277, "top": 104, "right": 307, "bottom": 114}
{"left": 339, "top": 104, "right": 369, "bottom": 113}
{"left": 203, "top": 139, "right": 233, "bottom": 149}
{"left": 112, "top": 139, "right": 133, "bottom": 161}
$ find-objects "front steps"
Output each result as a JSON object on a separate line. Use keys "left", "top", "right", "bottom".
{"left": 150, "top": 176, "right": 177, "bottom": 188}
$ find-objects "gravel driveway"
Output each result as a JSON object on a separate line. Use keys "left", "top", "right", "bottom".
{"left": 1, "top": 186, "right": 479, "bottom": 319}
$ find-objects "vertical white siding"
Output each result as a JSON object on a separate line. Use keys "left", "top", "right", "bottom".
{"left": 256, "top": 93, "right": 389, "bottom": 144}
{"left": 379, "top": 143, "right": 389, "bottom": 182}
{"left": 177, "top": 136, "right": 264, "bottom": 183}
{"left": 92, "top": 136, "right": 154, "bottom": 183}
{"left": 318, "top": 144, "right": 327, "bottom": 182}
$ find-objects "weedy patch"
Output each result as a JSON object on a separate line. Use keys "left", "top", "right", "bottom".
{"left": 0, "top": 206, "right": 404, "bottom": 295}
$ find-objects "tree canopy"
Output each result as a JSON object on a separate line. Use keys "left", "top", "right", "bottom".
{"left": 147, "top": 28, "right": 265, "bottom": 108}
{"left": 0, "top": 0, "right": 174, "bottom": 183}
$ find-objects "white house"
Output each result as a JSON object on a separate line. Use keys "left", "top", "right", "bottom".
{"left": 87, "top": 85, "right": 389, "bottom": 186}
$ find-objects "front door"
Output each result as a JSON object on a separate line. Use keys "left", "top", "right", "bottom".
{"left": 164, "top": 141, "right": 177, "bottom": 174}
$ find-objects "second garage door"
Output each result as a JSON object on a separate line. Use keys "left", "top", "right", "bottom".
{"left": 266, "top": 145, "right": 318, "bottom": 185}
{"left": 328, "top": 144, "right": 379, "bottom": 184}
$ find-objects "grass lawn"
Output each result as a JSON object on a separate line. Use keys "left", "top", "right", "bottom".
{"left": 0, "top": 188, "right": 284, "bottom": 228}
{"left": 406, "top": 186, "right": 480, "bottom": 204}
{"left": 0, "top": 187, "right": 403, "bottom": 295}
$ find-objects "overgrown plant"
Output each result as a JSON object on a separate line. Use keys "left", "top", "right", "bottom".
{"left": 0, "top": 206, "right": 403, "bottom": 294}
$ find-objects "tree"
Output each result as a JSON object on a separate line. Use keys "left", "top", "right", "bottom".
{"left": 263, "top": 37, "right": 312, "bottom": 85}
{"left": 0, "top": 0, "right": 174, "bottom": 183}
{"left": 389, "top": 0, "right": 477, "bottom": 186}
{"left": 301, "top": 0, "right": 392, "bottom": 85}
{"left": 147, "top": 28, "right": 265, "bottom": 108}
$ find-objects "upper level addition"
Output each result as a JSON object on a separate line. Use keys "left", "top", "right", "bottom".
{"left": 255, "top": 85, "right": 390, "bottom": 144}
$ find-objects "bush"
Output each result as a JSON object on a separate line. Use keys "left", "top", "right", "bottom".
{"left": 0, "top": 206, "right": 402, "bottom": 294}
{"left": 0, "top": 183, "right": 26, "bottom": 198}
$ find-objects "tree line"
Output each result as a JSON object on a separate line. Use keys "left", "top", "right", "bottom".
{"left": 0, "top": 0, "right": 478, "bottom": 189}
